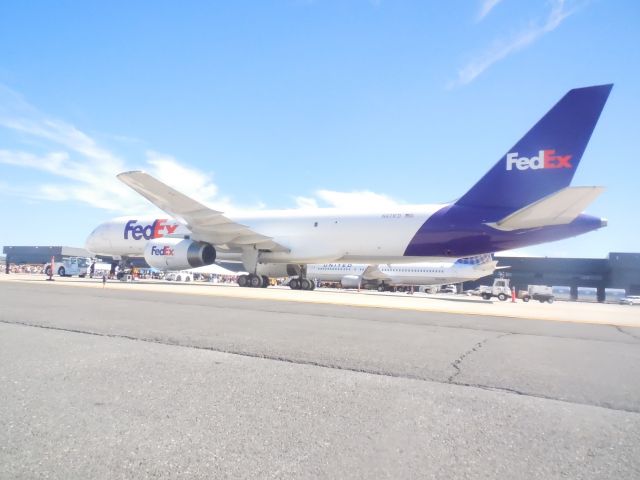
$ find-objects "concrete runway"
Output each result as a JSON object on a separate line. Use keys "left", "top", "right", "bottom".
{"left": 1, "top": 277, "right": 639, "bottom": 479}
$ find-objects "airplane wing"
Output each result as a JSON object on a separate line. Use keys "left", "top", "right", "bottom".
{"left": 487, "top": 186, "right": 604, "bottom": 232}
{"left": 117, "top": 171, "right": 288, "bottom": 251}
{"left": 361, "top": 265, "right": 391, "bottom": 281}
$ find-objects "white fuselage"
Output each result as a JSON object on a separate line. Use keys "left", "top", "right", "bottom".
{"left": 85, "top": 204, "right": 451, "bottom": 265}
{"left": 307, "top": 259, "right": 496, "bottom": 286}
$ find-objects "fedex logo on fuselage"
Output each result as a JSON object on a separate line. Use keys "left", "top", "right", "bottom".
{"left": 150, "top": 245, "right": 174, "bottom": 256}
{"left": 124, "top": 219, "right": 178, "bottom": 240}
{"left": 506, "top": 150, "right": 572, "bottom": 171}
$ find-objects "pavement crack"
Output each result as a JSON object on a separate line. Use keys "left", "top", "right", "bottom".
{"left": 614, "top": 325, "right": 640, "bottom": 342}
{"left": 2, "top": 320, "right": 639, "bottom": 415}
{"left": 447, "top": 333, "right": 514, "bottom": 383}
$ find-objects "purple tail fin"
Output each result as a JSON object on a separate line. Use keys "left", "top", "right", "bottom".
{"left": 455, "top": 84, "right": 612, "bottom": 212}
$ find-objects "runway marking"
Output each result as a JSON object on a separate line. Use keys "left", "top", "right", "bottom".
{"left": 2, "top": 275, "right": 640, "bottom": 329}
{"left": 2, "top": 319, "right": 638, "bottom": 415}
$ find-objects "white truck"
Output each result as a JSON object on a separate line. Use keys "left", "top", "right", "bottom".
{"left": 45, "top": 257, "right": 91, "bottom": 277}
{"left": 479, "top": 278, "right": 512, "bottom": 301}
{"left": 479, "top": 279, "right": 555, "bottom": 303}
{"left": 522, "top": 285, "right": 555, "bottom": 303}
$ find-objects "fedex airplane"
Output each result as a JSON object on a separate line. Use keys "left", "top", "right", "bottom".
{"left": 305, "top": 254, "right": 498, "bottom": 292}
{"left": 86, "top": 85, "right": 612, "bottom": 290}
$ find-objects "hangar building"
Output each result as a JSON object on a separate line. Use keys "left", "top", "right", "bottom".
{"left": 471, "top": 252, "right": 640, "bottom": 301}
{"left": 2, "top": 246, "right": 93, "bottom": 274}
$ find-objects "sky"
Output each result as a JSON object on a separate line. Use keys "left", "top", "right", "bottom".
{"left": 0, "top": 0, "right": 638, "bottom": 259}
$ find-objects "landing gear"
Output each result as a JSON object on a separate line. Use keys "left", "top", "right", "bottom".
{"left": 289, "top": 277, "right": 315, "bottom": 290}
{"left": 238, "top": 273, "right": 269, "bottom": 288}
{"left": 249, "top": 274, "right": 262, "bottom": 288}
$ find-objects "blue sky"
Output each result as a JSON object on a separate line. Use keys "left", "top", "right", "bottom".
{"left": 0, "top": 0, "right": 638, "bottom": 258}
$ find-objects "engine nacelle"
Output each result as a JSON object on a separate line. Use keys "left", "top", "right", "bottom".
{"left": 255, "top": 263, "right": 302, "bottom": 278}
{"left": 340, "top": 275, "right": 363, "bottom": 289}
{"left": 143, "top": 238, "right": 216, "bottom": 270}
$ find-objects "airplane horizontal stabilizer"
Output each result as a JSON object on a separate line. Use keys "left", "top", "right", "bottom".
{"left": 486, "top": 186, "right": 604, "bottom": 231}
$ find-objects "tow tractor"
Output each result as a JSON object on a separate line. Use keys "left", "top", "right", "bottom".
{"left": 479, "top": 278, "right": 512, "bottom": 301}
{"left": 479, "top": 278, "right": 555, "bottom": 303}
{"left": 45, "top": 256, "right": 92, "bottom": 277}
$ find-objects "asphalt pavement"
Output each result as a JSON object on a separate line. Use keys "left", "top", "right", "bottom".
{"left": 1, "top": 280, "right": 639, "bottom": 479}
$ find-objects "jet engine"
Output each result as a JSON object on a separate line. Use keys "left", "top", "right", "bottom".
{"left": 255, "top": 263, "right": 302, "bottom": 278}
{"left": 143, "top": 238, "right": 216, "bottom": 270}
{"left": 340, "top": 275, "right": 363, "bottom": 289}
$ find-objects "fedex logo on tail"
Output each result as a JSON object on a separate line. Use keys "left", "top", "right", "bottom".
{"left": 124, "top": 219, "right": 178, "bottom": 240}
{"left": 506, "top": 150, "right": 572, "bottom": 171}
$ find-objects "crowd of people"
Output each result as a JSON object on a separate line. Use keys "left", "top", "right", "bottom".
{"left": 3, "top": 264, "right": 46, "bottom": 274}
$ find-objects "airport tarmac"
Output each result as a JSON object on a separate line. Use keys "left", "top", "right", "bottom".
{"left": 1, "top": 275, "right": 639, "bottom": 479}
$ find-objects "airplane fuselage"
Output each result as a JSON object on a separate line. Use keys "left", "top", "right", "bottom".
{"left": 86, "top": 203, "right": 604, "bottom": 264}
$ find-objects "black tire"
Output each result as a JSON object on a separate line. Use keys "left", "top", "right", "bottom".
{"left": 238, "top": 275, "right": 248, "bottom": 287}
{"left": 261, "top": 276, "right": 269, "bottom": 288}
{"left": 377, "top": 284, "right": 386, "bottom": 292}
{"left": 289, "top": 278, "right": 300, "bottom": 290}
{"left": 547, "top": 298, "right": 554, "bottom": 304}
{"left": 45, "top": 266, "right": 52, "bottom": 276}
{"left": 522, "top": 296, "right": 530, "bottom": 302}
{"left": 185, "top": 276, "right": 191, "bottom": 282}
{"left": 249, "top": 275, "right": 262, "bottom": 288}
{"left": 481, "top": 293, "right": 491, "bottom": 300}
{"left": 498, "top": 293, "right": 507, "bottom": 301}
{"left": 176, "top": 275, "right": 182, "bottom": 282}
{"left": 58, "top": 266, "right": 66, "bottom": 277}
{"left": 301, "top": 279, "right": 311, "bottom": 290}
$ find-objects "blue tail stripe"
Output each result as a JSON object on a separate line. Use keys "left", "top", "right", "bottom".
{"left": 455, "top": 84, "right": 612, "bottom": 211}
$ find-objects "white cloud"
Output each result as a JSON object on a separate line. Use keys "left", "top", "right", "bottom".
{"left": 294, "top": 189, "right": 403, "bottom": 210}
{"left": 294, "top": 196, "right": 320, "bottom": 209}
{"left": 317, "top": 189, "right": 402, "bottom": 209}
{"left": 0, "top": 85, "right": 402, "bottom": 216}
{"left": 453, "top": 0, "right": 580, "bottom": 87}
{"left": 0, "top": 85, "right": 231, "bottom": 214}
{"left": 477, "top": 0, "right": 504, "bottom": 21}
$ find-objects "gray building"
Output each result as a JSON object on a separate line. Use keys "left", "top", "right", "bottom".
{"left": 3, "top": 246, "right": 93, "bottom": 273}
{"left": 468, "top": 252, "right": 640, "bottom": 301}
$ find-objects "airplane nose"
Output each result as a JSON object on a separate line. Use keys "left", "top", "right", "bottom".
{"left": 85, "top": 225, "right": 104, "bottom": 253}
{"left": 85, "top": 233, "right": 96, "bottom": 253}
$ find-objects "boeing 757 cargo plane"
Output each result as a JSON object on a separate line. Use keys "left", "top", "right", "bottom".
{"left": 86, "top": 85, "right": 612, "bottom": 290}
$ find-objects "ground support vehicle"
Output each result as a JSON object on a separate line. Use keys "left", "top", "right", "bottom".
{"left": 479, "top": 278, "right": 512, "bottom": 301}
{"left": 44, "top": 257, "right": 91, "bottom": 277}
{"left": 521, "top": 285, "right": 555, "bottom": 303}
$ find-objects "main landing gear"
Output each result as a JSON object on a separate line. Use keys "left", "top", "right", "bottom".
{"left": 237, "top": 274, "right": 269, "bottom": 288}
{"left": 289, "top": 277, "right": 315, "bottom": 291}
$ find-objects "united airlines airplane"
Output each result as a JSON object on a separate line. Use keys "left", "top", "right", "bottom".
{"left": 304, "top": 254, "right": 498, "bottom": 292}
{"left": 86, "top": 85, "right": 612, "bottom": 290}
